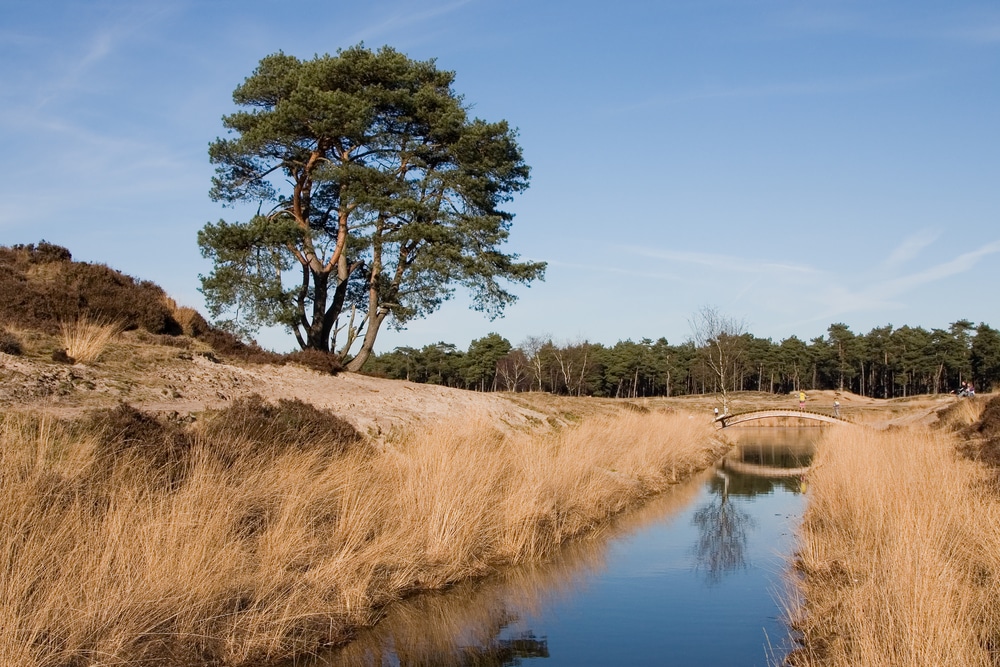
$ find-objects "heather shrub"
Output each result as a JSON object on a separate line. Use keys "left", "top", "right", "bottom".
{"left": 196, "top": 327, "right": 284, "bottom": 364}
{"left": 973, "top": 396, "right": 1000, "bottom": 440}
{"left": 0, "top": 327, "right": 21, "bottom": 355}
{"left": 51, "top": 348, "right": 74, "bottom": 364}
{"left": 83, "top": 404, "right": 192, "bottom": 489}
{"left": 17, "top": 241, "right": 72, "bottom": 263}
{"left": 54, "top": 264, "right": 180, "bottom": 334}
{"left": 285, "top": 348, "right": 343, "bottom": 375}
{"left": 0, "top": 243, "right": 180, "bottom": 334}
{"left": 199, "top": 395, "right": 362, "bottom": 464}
{"left": 0, "top": 242, "right": 357, "bottom": 370}
{"left": 961, "top": 396, "right": 1000, "bottom": 466}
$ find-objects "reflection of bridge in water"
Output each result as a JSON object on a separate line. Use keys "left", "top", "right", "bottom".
{"left": 721, "top": 458, "right": 811, "bottom": 478}
{"left": 714, "top": 408, "right": 854, "bottom": 429}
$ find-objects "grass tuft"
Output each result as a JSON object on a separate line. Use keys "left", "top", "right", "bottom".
{"left": 59, "top": 315, "right": 123, "bottom": 364}
{"left": 936, "top": 396, "right": 986, "bottom": 432}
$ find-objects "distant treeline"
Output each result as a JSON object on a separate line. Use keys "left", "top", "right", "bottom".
{"left": 363, "top": 321, "right": 1000, "bottom": 397}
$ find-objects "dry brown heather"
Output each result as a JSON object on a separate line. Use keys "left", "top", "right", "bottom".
{"left": 788, "top": 397, "right": 1000, "bottom": 667}
{"left": 0, "top": 400, "right": 720, "bottom": 666}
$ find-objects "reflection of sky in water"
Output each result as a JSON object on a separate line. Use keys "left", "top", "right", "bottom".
{"left": 499, "top": 486, "right": 803, "bottom": 665}
{"left": 312, "top": 428, "right": 815, "bottom": 667}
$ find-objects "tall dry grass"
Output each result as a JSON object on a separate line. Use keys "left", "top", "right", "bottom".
{"left": 59, "top": 315, "right": 123, "bottom": 363}
{"left": 0, "top": 405, "right": 718, "bottom": 666}
{"left": 788, "top": 424, "right": 1000, "bottom": 666}
{"left": 935, "top": 396, "right": 987, "bottom": 431}
{"left": 324, "top": 465, "right": 714, "bottom": 667}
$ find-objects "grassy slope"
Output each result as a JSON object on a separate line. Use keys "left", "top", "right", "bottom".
{"left": 788, "top": 395, "right": 1000, "bottom": 666}
{"left": 0, "top": 337, "right": 724, "bottom": 666}
{"left": 0, "top": 244, "right": 734, "bottom": 664}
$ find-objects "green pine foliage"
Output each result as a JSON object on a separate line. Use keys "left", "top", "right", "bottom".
{"left": 365, "top": 320, "right": 1000, "bottom": 397}
{"left": 199, "top": 46, "right": 545, "bottom": 371}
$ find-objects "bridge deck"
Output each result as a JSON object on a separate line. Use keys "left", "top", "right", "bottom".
{"left": 714, "top": 408, "right": 852, "bottom": 428}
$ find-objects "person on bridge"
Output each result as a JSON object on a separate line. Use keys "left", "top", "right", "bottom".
{"left": 799, "top": 391, "right": 806, "bottom": 409}
{"left": 834, "top": 398, "right": 841, "bottom": 418}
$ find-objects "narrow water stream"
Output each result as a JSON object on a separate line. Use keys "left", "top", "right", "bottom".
{"left": 310, "top": 427, "right": 820, "bottom": 667}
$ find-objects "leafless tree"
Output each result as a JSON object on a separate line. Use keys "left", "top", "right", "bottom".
{"left": 689, "top": 306, "right": 748, "bottom": 414}
{"left": 552, "top": 342, "right": 592, "bottom": 396}
{"left": 496, "top": 349, "right": 530, "bottom": 391}
{"left": 520, "top": 334, "right": 551, "bottom": 392}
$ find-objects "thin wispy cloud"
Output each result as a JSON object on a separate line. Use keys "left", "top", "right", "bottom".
{"left": 36, "top": 33, "right": 114, "bottom": 107}
{"left": 20, "top": 4, "right": 176, "bottom": 110}
{"left": 346, "top": 0, "right": 473, "bottom": 45}
{"left": 546, "top": 258, "right": 683, "bottom": 283}
{"left": 882, "top": 230, "right": 939, "bottom": 269}
{"left": 630, "top": 236, "right": 1000, "bottom": 339}
{"left": 626, "top": 246, "right": 820, "bottom": 276}
{"left": 802, "top": 239, "right": 1000, "bottom": 325}
{"left": 875, "top": 240, "right": 1000, "bottom": 297}
{"left": 609, "top": 71, "right": 932, "bottom": 115}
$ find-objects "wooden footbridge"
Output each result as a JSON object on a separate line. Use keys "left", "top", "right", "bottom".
{"left": 714, "top": 408, "right": 854, "bottom": 429}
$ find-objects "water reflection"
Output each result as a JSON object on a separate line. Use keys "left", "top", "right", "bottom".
{"left": 690, "top": 475, "right": 755, "bottom": 584}
{"left": 688, "top": 428, "right": 815, "bottom": 585}
{"left": 720, "top": 428, "right": 816, "bottom": 497}
{"left": 307, "top": 428, "right": 818, "bottom": 667}
{"left": 306, "top": 474, "right": 707, "bottom": 667}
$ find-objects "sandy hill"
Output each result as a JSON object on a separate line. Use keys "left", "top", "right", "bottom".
{"left": 0, "top": 329, "right": 555, "bottom": 437}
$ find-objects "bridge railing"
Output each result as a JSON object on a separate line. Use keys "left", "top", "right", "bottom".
{"left": 714, "top": 407, "right": 853, "bottom": 428}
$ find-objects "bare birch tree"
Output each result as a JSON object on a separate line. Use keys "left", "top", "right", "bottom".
{"left": 690, "top": 306, "right": 748, "bottom": 415}
{"left": 520, "top": 334, "right": 550, "bottom": 392}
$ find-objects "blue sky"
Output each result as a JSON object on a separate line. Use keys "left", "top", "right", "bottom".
{"left": 2, "top": 1, "right": 998, "bottom": 353}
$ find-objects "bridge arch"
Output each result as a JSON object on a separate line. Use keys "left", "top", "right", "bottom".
{"left": 714, "top": 409, "right": 853, "bottom": 429}
{"left": 720, "top": 458, "right": 812, "bottom": 478}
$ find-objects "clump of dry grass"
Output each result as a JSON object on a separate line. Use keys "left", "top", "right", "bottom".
{"left": 957, "top": 395, "right": 1000, "bottom": 467}
{"left": 787, "top": 425, "right": 1000, "bottom": 666}
{"left": 59, "top": 315, "right": 123, "bottom": 364}
{"left": 0, "top": 404, "right": 718, "bottom": 666}
{"left": 935, "top": 395, "right": 987, "bottom": 432}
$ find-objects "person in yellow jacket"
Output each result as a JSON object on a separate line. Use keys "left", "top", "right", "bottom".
{"left": 798, "top": 391, "right": 806, "bottom": 409}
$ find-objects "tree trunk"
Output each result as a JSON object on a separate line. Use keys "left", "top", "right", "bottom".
{"left": 345, "top": 310, "right": 387, "bottom": 372}
{"left": 304, "top": 271, "right": 331, "bottom": 351}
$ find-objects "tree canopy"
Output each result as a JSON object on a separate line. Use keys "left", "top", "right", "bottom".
{"left": 198, "top": 45, "right": 545, "bottom": 370}
{"left": 365, "top": 319, "right": 1000, "bottom": 398}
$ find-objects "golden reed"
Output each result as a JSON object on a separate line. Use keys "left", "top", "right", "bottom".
{"left": 0, "top": 407, "right": 718, "bottom": 665}
{"left": 788, "top": 416, "right": 1000, "bottom": 666}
